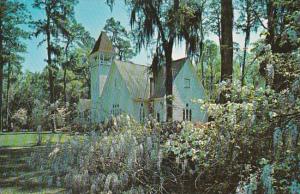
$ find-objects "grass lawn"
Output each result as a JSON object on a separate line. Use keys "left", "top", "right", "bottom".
{"left": 0, "top": 132, "right": 72, "bottom": 147}
{"left": 0, "top": 132, "right": 78, "bottom": 193}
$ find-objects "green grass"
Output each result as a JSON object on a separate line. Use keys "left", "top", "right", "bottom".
{"left": 0, "top": 146, "right": 67, "bottom": 194}
{"left": 0, "top": 132, "right": 77, "bottom": 193}
{"left": 0, "top": 132, "right": 81, "bottom": 193}
{"left": 0, "top": 132, "right": 72, "bottom": 147}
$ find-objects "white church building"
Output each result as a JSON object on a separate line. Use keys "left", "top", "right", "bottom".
{"left": 90, "top": 32, "right": 207, "bottom": 123}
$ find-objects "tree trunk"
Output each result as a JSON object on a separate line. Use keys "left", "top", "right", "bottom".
{"left": 199, "top": 10, "right": 205, "bottom": 86}
{"left": 220, "top": 0, "right": 233, "bottom": 81}
{"left": 266, "top": 2, "right": 283, "bottom": 91}
{"left": 165, "top": 42, "right": 173, "bottom": 122}
{"left": 260, "top": 1, "right": 276, "bottom": 85}
{"left": 266, "top": 2, "right": 276, "bottom": 52}
{"left": 63, "top": 67, "right": 67, "bottom": 106}
{"left": 6, "top": 61, "right": 11, "bottom": 131}
{"left": 63, "top": 43, "right": 70, "bottom": 107}
{"left": 0, "top": 61, "right": 3, "bottom": 132}
{"left": 210, "top": 58, "right": 214, "bottom": 99}
{"left": 220, "top": 0, "right": 233, "bottom": 102}
{"left": 0, "top": 7, "right": 3, "bottom": 132}
{"left": 241, "top": 5, "right": 251, "bottom": 86}
{"left": 47, "top": 35, "right": 54, "bottom": 105}
{"left": 46, "top": 7, "right": 55, "bottom": 133}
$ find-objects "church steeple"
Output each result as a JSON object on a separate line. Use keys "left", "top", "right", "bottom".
{"left": 90, "top": 31, "right": 115, "bottom": 65}
{"left": 90, "top": 32, "right": 115, "bottom": 122}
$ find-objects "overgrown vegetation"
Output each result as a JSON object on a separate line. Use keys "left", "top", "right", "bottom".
{"left": 1, "top": 0, "right": 299, "bottom": 193}
{"left": 29, "top": 68, "right": 300, "bottom": 192}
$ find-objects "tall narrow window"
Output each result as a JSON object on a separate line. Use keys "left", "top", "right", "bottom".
{"left": 157, "top": 113, "right": 160, "bottom": 122}
{"left": 183, "top": 104, "right": 192, "bottom": 121}
{"left": 117, "top": 104, "right": 120, "bottom": 116}
{"left": 140, "top": 103, "right": 145, "bottom": 122}
{"left": 186, "top": 104, "right": 189, "bottom": 120}
{"left": 150, "top": 77, "right": 154, "bottom": 96}
{"left": 99, "top": 53, "right": 103, "bottom": 65}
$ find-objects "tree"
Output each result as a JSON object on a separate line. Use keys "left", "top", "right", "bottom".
{"left": 235, "top": 0, "right": 260, "bottom": 86}
{"left": 61, "top": 22, "right": 85, "bottom": 106}
{"left": 192, "top": 0, "right": 208, "bottom": 86}
{"left": 220, "top": 0, "right": 233, "bottom": 102}
{"left": 33, "top": 0, "right": 78, "bottom": 107}
{"left": 255, "top": 0, "right": 300, "bottom": 90}
{"left": 0, "top": 0, "right": 29, "bottom": 131}
{"left": 201, "top": 40, "right": 220, "bottom": 99}
{"left": 33, "top": 0, "right": 78, "bottom": 132}
{"left": 104, "top": 17, "right": 136, "bottom": 61}
{"left": 70, "top": 31, "right": 95, "bottom": 99}
{"left": 5, "top": 54, "right": 23, "bottom": 131}
{"left": 207, "top": 0, "right": 221, "bottom": 45}
{"left": 220, "top": 0, "right": 233, "bottom": 82}
{"left": 107, "top": 0, "right": 203, "bottom": 121}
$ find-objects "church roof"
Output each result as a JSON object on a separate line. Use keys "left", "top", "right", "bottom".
{"left": 90, "top": 32, "right": 114, "bottom": 55}
{"left": 114, "top": 60, "right": 151, "bottom": 100}
{"left": 113, "top": 58, "right": 187, "bottom": 99}
{"left": 153, "top": 57, "right": 187, "bottom": 98}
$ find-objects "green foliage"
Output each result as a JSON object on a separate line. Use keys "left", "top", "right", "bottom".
{"left": 104, "top": 17, "right": 136, "bottom": 61}
{"left": 197, "top": 40, "right": 221, "bottom": 99}
{"left": 0, "top": 0, "right": 29, "bottom": 63}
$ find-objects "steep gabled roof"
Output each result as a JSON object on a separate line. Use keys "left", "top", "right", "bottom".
{"left": 114, "top": 60, "right": 150, "bottom": 99}
{"left": 153, "top": 57, "right": 187, "bottom": 98}
{"left": 90, "top": 32, "right": 114, "bottom": 55}
{"left": 103, "top": 58, "right": 188, "bottom": 100}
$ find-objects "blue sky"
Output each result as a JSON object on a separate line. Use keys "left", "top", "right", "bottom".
{"left": 21, "top": 0, "right": 260, "bottom": 72}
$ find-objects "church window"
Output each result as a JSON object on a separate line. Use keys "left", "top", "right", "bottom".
{"left": 184, "top": 78, "right": 190, "bottom": 88}
{"left": 157, "top": 113, "right": 160, "bottom": 122}
{"left": 140, "top": 103, "right": 145, "bottom": 122}
{"left": 150, "top": 77, "right": 154, "bottom": 96}
{"left": 112, "top": 104, "right": 121, "bottom": 116}
{"left": 183, "top": 103, "right": 192, "bottom": 121}
{"left": 99, "top": 53, "right": 105, "bottom": 65}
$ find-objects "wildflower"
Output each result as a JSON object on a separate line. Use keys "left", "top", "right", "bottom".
{"left": 49, "top": 147, "right": 60, "bottom": 158}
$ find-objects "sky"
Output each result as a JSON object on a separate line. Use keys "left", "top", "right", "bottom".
{"left": 20, "top": 0, "right": 261, "bottom": 72}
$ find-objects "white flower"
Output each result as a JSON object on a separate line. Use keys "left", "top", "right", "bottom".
{"left": 49, "top": 147, "right": 60, "bottom": 158}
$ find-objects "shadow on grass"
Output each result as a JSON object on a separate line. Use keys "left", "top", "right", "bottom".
{"left": 0, "top": 146, "right": 66, "bottom": 194}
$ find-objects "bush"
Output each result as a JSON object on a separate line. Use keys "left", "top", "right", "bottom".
{"left": 29, "top": 115, "right": 165, "bottom": 193}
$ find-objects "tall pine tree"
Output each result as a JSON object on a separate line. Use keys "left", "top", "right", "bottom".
{"left": 0, "top": 0, "right": 29, "bottom": 131}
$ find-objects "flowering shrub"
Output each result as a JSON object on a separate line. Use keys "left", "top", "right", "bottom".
{"left": 29, "top": 115, "right": 164, "bottom": 193}
{"left": 12, "top": 108, "right": 28, "bottom": 130}
{"left": 163, "top": 79, "right": 300, "bottom": 193}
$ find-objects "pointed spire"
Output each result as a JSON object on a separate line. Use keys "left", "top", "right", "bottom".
{"left": 90, "top": 31, "right": 115, "bottom": 55}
